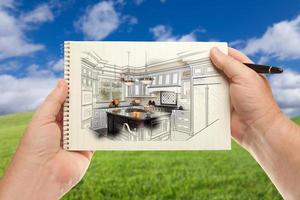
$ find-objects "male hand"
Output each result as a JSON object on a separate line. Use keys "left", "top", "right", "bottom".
{"left": 210, "top": 47, "right": 283, "bottom": 149}
{"left": 0, "top": 79, "right": 93, "bottom": 199}
{"left": 210, "top": 47, "right": 300, "bottom": 199}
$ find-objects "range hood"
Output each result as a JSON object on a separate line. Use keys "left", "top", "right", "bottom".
{"left": 148, "top": 86, "right": 181, "bottom": 93}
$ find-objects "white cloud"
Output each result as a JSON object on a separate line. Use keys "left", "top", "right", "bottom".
{"left": 0, "top": 74, "right": 56, "bottom": 114}
{"left": 133, "top": 0, "right": 146, "bottom": 6}
{"left": 133, "top": 0, "right": 166, "bottom": 5}
{"left": 26, "top": 64, "right": 55, "bottom": 77}
{"left": 149, "top": 25, "right": 198, "bottom": 41}
{"left": 0, "top": 2, "right": 54, "bottom": 60}
{"left": 229, "top": 15, "right": 300, "bottom": 117}
{"left": 0, "top": 61, "right": 60, "bottom": 114}
{"left": 0, "top": 0, "right": 14, "bottom": 8}
{"left": 76, "top": 1, "right": 120, "bottom": 40}
{"left": 0, "top": 60, "right": 20, "bottom": 72}
{"left": 122, "top": 15, "right": 138, "bottom": 25}
{"left": 0, "top": 57, "right": 68, "bottom": 114}
{"left": 133, "top": 0, "right": 145, "bottom": 5}
{"left": 241, "top": 15, "right": 300, "bottom": 61}
{"left": 269, "top": 69, "right": 300, "bottom": 117}
{"left": 0, "top": 9, "right": 44, "bottom": 60}
{"left": 52, "top": 58, "right": 64, "bottom": 71}
{"left": 20, "top": 4, "right": 54, "bottom": 24}
{"left": 178, "top": 32, "right": 198, "bottom": 42}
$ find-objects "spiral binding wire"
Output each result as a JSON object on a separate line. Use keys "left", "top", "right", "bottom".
{"left": 63, "top": 42, "right": 71, "bottom": 150}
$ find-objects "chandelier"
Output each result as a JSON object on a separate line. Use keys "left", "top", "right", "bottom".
{"left": 139, "top": 51, "right": 153, "bottom": 85}
{"left": 122, "top": 51, "right": 135, "bottom": 86}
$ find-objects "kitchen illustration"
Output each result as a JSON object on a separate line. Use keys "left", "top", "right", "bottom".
{"left": 81, "top": 49, "right": 223, "bottom": 142}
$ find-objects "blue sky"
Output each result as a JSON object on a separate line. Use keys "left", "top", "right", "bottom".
{"left": 0, "top": 0, "right": 300, "bottom": 116}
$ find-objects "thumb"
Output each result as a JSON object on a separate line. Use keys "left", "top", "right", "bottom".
{"left": 210, "top": 47, "right": 256, "bottom": 82}
{"left": 32, "top": 79, "right": 68, "bottom": 124}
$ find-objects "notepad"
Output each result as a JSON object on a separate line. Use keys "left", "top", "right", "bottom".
{"left": 63, "top": 41, "right": 231, "bottom": 150}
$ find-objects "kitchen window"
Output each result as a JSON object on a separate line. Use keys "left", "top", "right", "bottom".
{"left": 99, "top": 79, "right": 124, "bottom": 102}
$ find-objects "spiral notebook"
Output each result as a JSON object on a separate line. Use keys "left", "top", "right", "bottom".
{"left": 63, "top": 41, "right": 231, "bottom": 150}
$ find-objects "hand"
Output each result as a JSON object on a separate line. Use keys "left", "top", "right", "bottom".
{"left": 0, "top": 79, "right": 93, "bottom": 199}
{"left": 210, "top": 47, "right": 300, "bottom": 199}
{"left": 210, "top": 47, "right": 283, "bottom": 149}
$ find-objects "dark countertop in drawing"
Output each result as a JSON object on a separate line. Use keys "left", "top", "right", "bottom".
{"left": 106, "top": 109, "right": 171, "bottom": 121}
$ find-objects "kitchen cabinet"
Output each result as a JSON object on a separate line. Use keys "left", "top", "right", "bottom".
{"left": 81, "top": 65, "right": 95, "bottom": 129}
{"left": 92, "top": 109, "right": 104, "bottom": 129}
{"left": 92, "top": 108, "right": 115, "bottom": 129}
{"left": 149, "top": 72, "right": 180, "bottom": 87}
{"left": 152, "top": 76, "right": 157, "bottom": 85}
{"left": 173, "top": 110, "right": 191, "bottom": 133}
{"left": 91, "top": 109, "right": 101, "bottom": 129}
{"left": 154, "top": 106, "right": 176, "bottom": 113}
{"left": 82, "top": 105, "right": 92, "bottom": 129}
{"left": 193, "top": 85, "right": 207, "bottom": 133}
{"left": 164, "top": 74, "right": 170, "bottom": 85}
{"left": 181, "top": 80, "right": 190, "bottom": 99}
{"left": 158, "top": 75, "right": 163, "bottom": 85}
{"left": 134, "top": 84, "right": 139, "bottom": 96}
{"left": 126, "top": 82, "right": 150, "bottom": 97}
{"left": 126, "top": 84, "right": 134, "bottom": 97}
{"left": 192, "top": 63, "right": 217, "bottom": 77}
{"left": 172, "top": 72, "right": 179, "bottom": 84}
{"left": 193, "top": 84, "right": 220, "bottom": 134}
{"left": 150, "top": 116, "right": 171, "bottom": 141}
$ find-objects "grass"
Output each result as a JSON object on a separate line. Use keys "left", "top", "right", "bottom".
{"left": 2, "top": 113, "right": 299, "bottom": 199}
{"left": 292, "top": 116, "right": 300, "bottom": 125}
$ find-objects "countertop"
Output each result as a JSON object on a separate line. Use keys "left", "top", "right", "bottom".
{"left": 106, "top": 109, "right": 170, "bottom": 121}
{"left": 154, "top": 105, "right": 178, "bottom": 108}
{"left": 95, "top": 105, "right": 142, "bottom": 109}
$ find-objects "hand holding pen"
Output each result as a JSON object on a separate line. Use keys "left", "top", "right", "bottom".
{"left": 210, "top": 47, "right": 300, "bottom": 199}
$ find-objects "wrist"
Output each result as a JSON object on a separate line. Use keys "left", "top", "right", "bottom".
{"left": 243, "top": 109, "right": 300, "bottom": 199}
{"left": 242, "top": 103, "right": 284, "bottom": 151}
{"left": 0, "top": 150, "right": 63, "bottom": 200}
{"left": 245, "top": 111, "right": 285, "bottom": 153}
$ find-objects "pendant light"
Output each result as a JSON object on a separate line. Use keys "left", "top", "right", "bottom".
{"left": 123, "top": 51, "right": 134, "bottom": 86}
{"left": 140, "top": 51, "right": 153, "bottom": 85}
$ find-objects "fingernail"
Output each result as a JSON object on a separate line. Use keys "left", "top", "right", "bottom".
{"left": 212, "top": 47, "right": 222, "bottom": 55}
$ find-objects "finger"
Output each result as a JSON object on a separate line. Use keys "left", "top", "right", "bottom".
{"left": 210, "top": 47, "right": 256, "bottom": 81}
{"left": 229, "top": 48, "right": 269, "bottom": 80}
{"left": 33, "top": 79, "right": 68, "bottom": 123}
{"left": 228, "top": 47, "right": 253, "bottom": 63}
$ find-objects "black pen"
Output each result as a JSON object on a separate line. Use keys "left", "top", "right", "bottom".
{"left": 243, "top": 63, "right": 283, "bottom": 74}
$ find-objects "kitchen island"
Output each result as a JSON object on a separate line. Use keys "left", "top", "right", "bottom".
{"left": 106, "top": 108, "right": 171, "bottom": 141}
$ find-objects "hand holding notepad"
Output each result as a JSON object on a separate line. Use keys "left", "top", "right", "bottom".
{"left": 0, "top": 80, "right": 92, "bottom": 199}
{"left": 2, "top": 46, "right": 299, "bottom": 200}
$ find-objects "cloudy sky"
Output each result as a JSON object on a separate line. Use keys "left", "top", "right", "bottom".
{"left": 0, "top": 0, "right": 300, "bottom": 117}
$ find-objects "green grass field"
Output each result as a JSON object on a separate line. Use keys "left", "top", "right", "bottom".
{"left": 1, "top": 113, "right": 299, "bottom": 199}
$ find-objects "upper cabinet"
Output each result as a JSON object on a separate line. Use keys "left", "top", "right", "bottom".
{"left": 172, "top": 73, "right": 178, "bottom": 84}
{"left": 125, "top": 71, "right": 182, "bottom": 97}
{"left": 164, "top": 74, "right": 170, "bottom": 85}
{"left": 126, "top": 82, "right": 150, "bottom": 97}
{"left": 151, "top": 72, "right": 180, "bottom": 87}
{"left": 81, "top": 66, "right": 94, "bottom": 91}
{"left": 192, "top": 63, "right": 218, "bottom": 77}
{"left": 158, "top": 75, "right": 163, "bottom": 85}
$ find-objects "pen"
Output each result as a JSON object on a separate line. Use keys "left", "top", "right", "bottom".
{"left": 243, "top": 63, "right": 283, "bottom": 74}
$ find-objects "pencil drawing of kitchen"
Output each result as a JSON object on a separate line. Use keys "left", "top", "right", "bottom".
{"left": 81, "top": 47, "right": 225, "bottom": 142}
